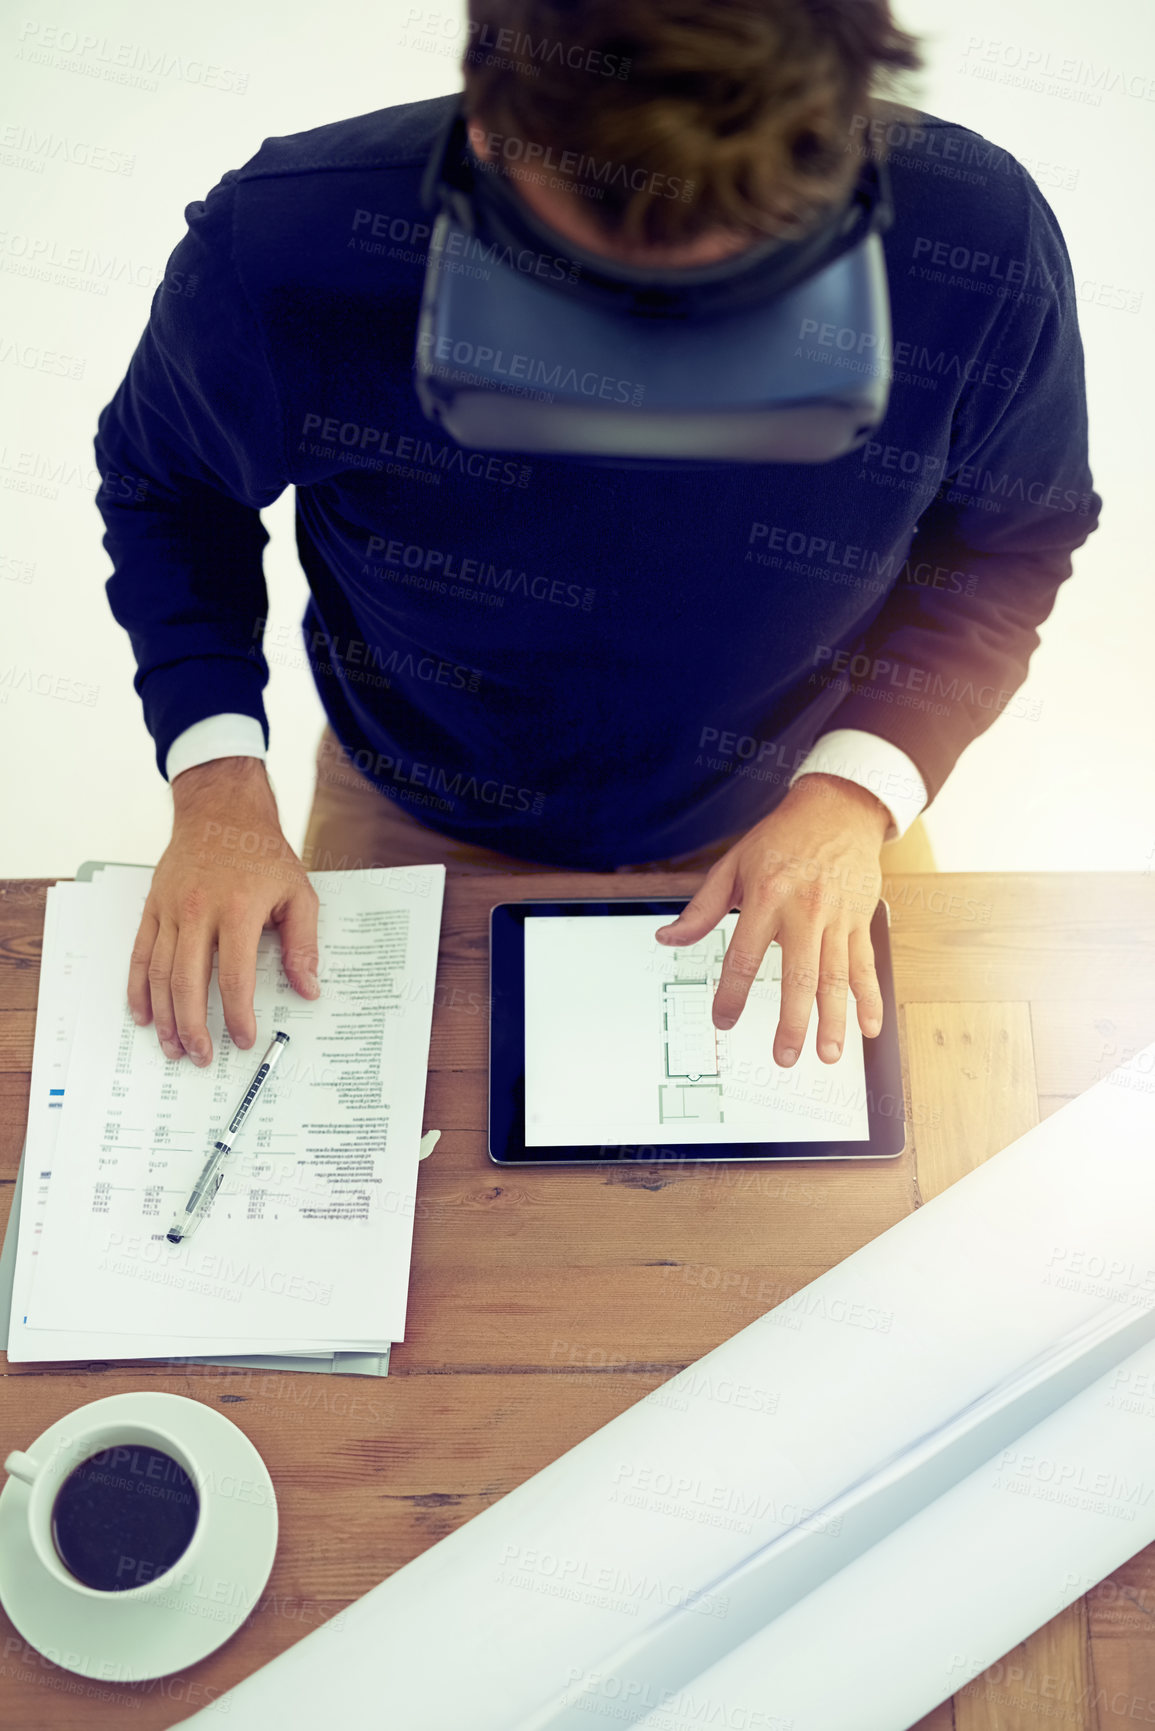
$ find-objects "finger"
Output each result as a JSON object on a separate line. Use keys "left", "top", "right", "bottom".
{"left": 169, "top": 920, "right": 216, "bottom": 1067}
{"left": 273, "top": 887, "right": 321, "bottom": 998}
{"left": 848, "top": 925, "right": 884, "bottom": 1037}
{"left": 655, "top": 856, "right": 737, "bottom": 947}
{"left": 815, "top": 926, "right": 850, "bottom": 1064}
{"left": 775, "top": 929, "right": 821, "bottom": 1067}
{"left": 127, "top": 907, "right": 159, "bottom": 1027}
{"left": 217, "top": 918, "right": 260, "bottom": 1050}
{"left": 147, "top": 919, "right": 184, "bottom": 1061}
{"left": 711, "top": 907, "right": 775, "bottom": 1031}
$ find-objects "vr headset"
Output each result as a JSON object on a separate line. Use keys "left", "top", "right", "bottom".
{"left": 414, "top": 100, "right": 895, "bottom": 466}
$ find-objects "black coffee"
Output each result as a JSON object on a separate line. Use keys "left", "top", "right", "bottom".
{"left": 50, "top": 1444, "right": 199, "bottom": 1592}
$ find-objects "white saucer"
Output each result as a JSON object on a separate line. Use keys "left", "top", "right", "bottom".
{"left": 0, "top": 1390, "right": 278, "bottom": 1681}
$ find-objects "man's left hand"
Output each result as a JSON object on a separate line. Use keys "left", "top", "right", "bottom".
{"left": 654, "top": 774, "right": 889, "bottom": 1066}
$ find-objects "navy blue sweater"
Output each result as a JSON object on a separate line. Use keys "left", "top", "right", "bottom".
{"left": 93, "top": 94, "right": 1101, "bottom": 869}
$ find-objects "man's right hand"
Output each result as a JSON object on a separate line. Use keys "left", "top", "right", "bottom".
{"left": 127, "top": 756, "right": 321, "bottom": 1066}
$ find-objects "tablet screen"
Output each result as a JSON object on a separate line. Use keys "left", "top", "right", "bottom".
{"left": 523, "top": 912, "right": 871, "bottom": 1148}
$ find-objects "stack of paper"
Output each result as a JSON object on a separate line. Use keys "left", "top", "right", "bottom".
{"left": 5, "top": 862, "right": 446, "bottom": 1374}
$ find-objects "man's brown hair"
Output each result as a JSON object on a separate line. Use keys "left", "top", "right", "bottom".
{"left": 461, "top": 0, "right": 924, "bottom": 247}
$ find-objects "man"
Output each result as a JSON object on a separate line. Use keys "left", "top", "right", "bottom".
{"left": 93, "top": 0, "right": 1100, "bottom": 1075}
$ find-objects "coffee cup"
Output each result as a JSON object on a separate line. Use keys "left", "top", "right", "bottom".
{"left": 4, "top": 1418, "right": 205, "bottom": 1602}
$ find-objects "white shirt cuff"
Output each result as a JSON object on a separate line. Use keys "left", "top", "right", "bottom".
{"left": 787, "top": 728, "right": 928, "bottom": 842}
{"left": 165, "top": 713, "right": 268, "bottom": 783}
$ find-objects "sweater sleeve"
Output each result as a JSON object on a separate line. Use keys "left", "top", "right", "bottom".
{"left": 811, "top": 168, "right": 1103, "bottom": 808}
{"left": 92, "top": 167, "right": 289, "bottom": 780}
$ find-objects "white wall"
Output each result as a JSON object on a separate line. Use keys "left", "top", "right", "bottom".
{"left": 1, "top": 0, "right": 1151, "bottom": 877}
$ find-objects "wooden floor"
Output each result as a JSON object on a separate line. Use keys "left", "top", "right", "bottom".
{"left": 0, "top": 870, "right": 1153, "bottom": 1728}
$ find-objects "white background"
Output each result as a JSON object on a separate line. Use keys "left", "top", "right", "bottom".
{"left": 1, "top": 0, "right": 1152, "bottom": 876}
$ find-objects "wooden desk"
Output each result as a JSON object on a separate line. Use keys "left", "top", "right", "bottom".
{"left": 1, "top": 870, "right": 1154, "bottom": 1729}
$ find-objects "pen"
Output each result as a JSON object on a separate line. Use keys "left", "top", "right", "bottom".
{"left": 166, "top": 1031, "right": 291, "bottom": 1245}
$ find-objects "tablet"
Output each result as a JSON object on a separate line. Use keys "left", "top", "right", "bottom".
{"left": 488, "top": 897, "right": 905, "bottom": 1165}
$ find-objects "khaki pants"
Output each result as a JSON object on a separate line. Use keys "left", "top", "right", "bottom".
{"left": 299, "top": 722, "right": 935, "bottom": 877}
